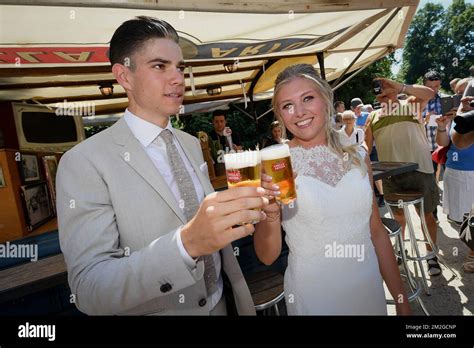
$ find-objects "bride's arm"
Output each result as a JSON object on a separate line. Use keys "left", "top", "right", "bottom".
{"left": 364, "top": 155, "right": 412, "bottom": 315}
{"left": 253, "top": 173, "right": 283, "bottom": 265}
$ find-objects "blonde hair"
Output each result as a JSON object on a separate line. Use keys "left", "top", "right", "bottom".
{"left": 342, "top": 110, "right": 356, "bottom": 119}
{"left": 272, "top": 64, "right": 366, "bottom": 174}
{"left": 270, "top": 120, "right": 282, "bottom": 130}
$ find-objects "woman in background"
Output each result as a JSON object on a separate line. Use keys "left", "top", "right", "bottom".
{"left": 261, "top": 120, "right": 287, "bottom": 148}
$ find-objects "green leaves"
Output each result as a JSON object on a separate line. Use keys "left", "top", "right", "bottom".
{"left": 334, "top": 55, "right": 395, "bottom": 108}
{"left": 400, "top": 0, "right": 473, "bottom": 90}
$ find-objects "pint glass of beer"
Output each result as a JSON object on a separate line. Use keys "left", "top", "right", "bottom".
{"left": 260, "top": 143, "right": 296, "bottom": 204}
{"left": 223, "top": 150, "right": 261, "bottom": 189}
{"left": 224, "top": 150, "right": 261, "bottom": 224}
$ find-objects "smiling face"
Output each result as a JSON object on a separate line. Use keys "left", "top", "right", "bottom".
{"left": 114, "top": 38, "right": 185, "bottom": 125}
{"left": 275, "top": 77, "right": 328, "bottom": 147}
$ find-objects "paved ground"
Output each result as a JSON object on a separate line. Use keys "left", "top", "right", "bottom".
{"left": 384, "top": 180, "right": 473, "bottom": 316}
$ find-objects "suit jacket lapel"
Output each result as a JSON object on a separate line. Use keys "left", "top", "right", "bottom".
{"left": 111, "top": 118, "right": 187, "bottom": 223}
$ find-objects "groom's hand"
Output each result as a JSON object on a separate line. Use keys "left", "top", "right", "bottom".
{"left": 181, "top": 187, "right": 269, "bottom": 258}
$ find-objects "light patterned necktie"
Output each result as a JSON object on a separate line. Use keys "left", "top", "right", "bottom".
{"left": 158, "top": 129, "right": 217, "bottom": 295}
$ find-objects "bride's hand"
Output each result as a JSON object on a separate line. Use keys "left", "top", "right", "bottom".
{"left": 260, "top": 173, "right": 281, "bottom": 214}
{"left": 260, "top": 171, "right": 298, "bottom": 214}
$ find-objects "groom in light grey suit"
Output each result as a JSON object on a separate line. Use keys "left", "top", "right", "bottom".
{"left": 56, "top": 16, "right": 268, "bottom": 315}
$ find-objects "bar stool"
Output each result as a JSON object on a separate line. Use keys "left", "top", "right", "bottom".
{"left": 384, "top": 191, "right": 457, "bottom": 296}
{"left": 381, "top": 217, "right": 429, "bottom": 315}
{"left": 244, "top": 270, "right": 285, "bottom": 315}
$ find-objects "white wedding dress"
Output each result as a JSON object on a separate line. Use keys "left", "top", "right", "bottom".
{"left": 281, "top": 145, "right": 387, "bottom": 315}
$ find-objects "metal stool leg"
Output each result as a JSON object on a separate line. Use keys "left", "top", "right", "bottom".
{"left": 396, "top": 233, "right": 430, "bottom": 315}
{"left": 274, "top": 303, "right": 280, "bottom": 316}
{"left": 404, "top": 203, "right": 431, "bottom": 295}
{"left": 419, "top": 200, "right": 458, "bottom": 279}
{"left": 383, "top": 216, "right": 429, "bottom": 315}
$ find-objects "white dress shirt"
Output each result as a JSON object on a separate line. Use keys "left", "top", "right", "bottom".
{"left": 124, "top": 110, "right": 223, "bottom": 310}
{"left": 338, "top": 126, "right": 365, "bottom": 147}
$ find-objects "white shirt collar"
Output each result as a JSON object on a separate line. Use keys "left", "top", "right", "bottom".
{"left": 340, "top": 125, "right": 356, "bottom": 137}
{"left": 123, "top": 109, "right": 174, "bottom": 147}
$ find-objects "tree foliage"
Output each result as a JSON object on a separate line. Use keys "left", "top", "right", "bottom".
{"left": 399, "top": 0, "right": 473, "bottom": 89}
{"left": 333, "top": 54, "right": 395, "bottom": 108}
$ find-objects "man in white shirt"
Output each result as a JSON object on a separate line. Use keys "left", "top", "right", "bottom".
{"left": 338, "top": 110, "right": 365, "bottom": 148}
{"left": 56, "top": 16, "right": 265, "bottom": 316}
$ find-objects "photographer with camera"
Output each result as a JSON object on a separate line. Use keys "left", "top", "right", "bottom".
{"left": 365, "top": 78, "right": 444, "bottom": 276}
{"left": 435, "top": 78, "right": 474, "bottom": 273}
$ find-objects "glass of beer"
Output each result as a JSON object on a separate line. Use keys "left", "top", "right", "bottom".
{"left": 260, "top": 143, "right": 296, "bottom": 204}
{"left": 224, "top": 150, "right": 261, "bottom": 224}
{"left": 224, "top": 150, "right": 261, "bottom": 189}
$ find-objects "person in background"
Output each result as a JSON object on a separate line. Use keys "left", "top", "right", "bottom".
{"left": 334, "top": 100, "right": 345, "bottom": 113}
{"left": 361, "top": 100, "right": 384, "bottom": 206}
{"left": 334, "top": 112, "right": 344, "bottom": 130}
{"left": 333, "top": 101, "right": 345, "bottom": 130}
{"left": 365, "top": 77, "right": 441, "bottom": 276}
{"left": 455, "top": 78, "right": 471, "bottom": 96}
{"left": 350, "top": 97, "right": 369, "bottom": 128}
{"left": 422, "top": 70, "right": 444, "bottom": 221}
{"left": 362, "top": 104, "right": 374, "bottom": 113}
{"left": 338, "top": 110, "right": 366, "bottom": 148}
{"left": 209, "top": 111, "right": 242, "bottom": 151}
{"left": 450, "top": 78, "right": 461, "bottom": 94}
{"left": 436, "top": 78, "right": 474, "bottom": 273}
{"left": 261, "top": 120, "right": 287, "bottom": 148}
{"left": 208, "top": 110, "right": 242, "bottom": 163}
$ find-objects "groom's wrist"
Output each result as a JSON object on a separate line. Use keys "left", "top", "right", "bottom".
{"left": 180, "top": 225, "right": 199, "bottom": 259}
{"left": 176, "top": 227, "right": 198, "bottom": 268}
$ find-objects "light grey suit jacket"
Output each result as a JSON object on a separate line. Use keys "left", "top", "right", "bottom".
{"left": 56, "top": 117, "right": 255, "bottom": 315}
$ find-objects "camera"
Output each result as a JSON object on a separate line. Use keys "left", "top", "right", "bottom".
{"left": 454, "top": 110, "right": 474, "bottom": 134}
{"left": 372, "top": 80, "right": 383, "bottom": 95}
{"left": 440, "top": 94, "right": 461, "bottom": 115}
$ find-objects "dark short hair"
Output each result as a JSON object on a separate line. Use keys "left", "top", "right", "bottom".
{"left": 423, "top": 70, "right": 441, "bottom": 83}
{"left": 109, "top": 16, "right": 179, "bottom": 69}
{"left": 334, "top": 101, "right": 344, "bottom": 108}
{"left": 212, "top": 110, "right": 226, "bottom": 119}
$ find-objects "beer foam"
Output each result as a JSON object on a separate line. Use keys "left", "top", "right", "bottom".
{"left": 260, "top": 143, "right": 291, "bottom": 161}
{"left": 224, "top": 150, "right": 260, "bottom": 169}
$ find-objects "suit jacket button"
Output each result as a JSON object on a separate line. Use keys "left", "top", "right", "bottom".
{"left": 160, "top": 283, "right": 172, "bottom": 293}
{"left": 199, "top": 298, "right": 207, "bottom": 307}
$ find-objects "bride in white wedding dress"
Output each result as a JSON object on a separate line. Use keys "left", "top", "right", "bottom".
{"left": 254, "top": 64, "right": 411, "bottom": 315}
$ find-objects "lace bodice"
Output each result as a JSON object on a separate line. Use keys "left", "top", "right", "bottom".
{"left": 289, "top": 145, "right": 352, "bottom": 187}
{"left": 281, "top": 145, "right": 373, "bottom": 258}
